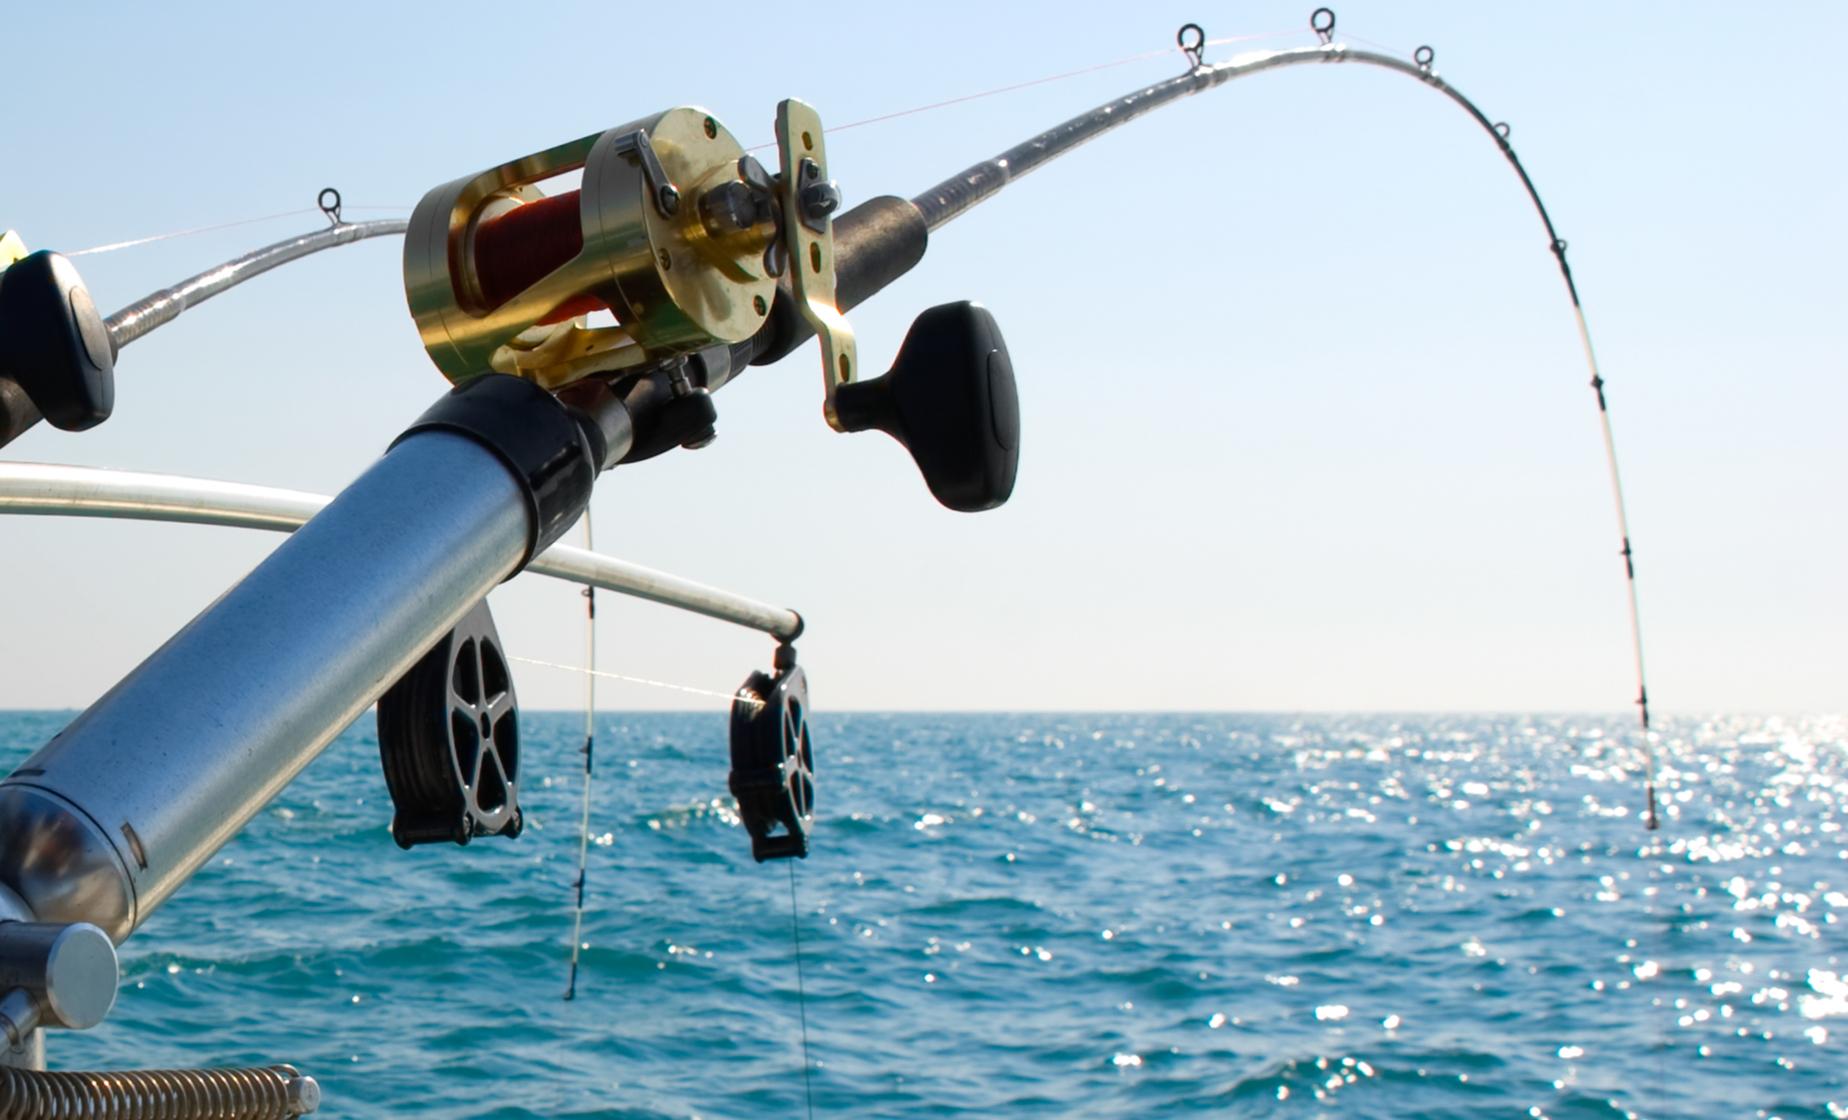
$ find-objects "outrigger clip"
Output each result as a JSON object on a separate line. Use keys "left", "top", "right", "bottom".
{"left": 728, "top": 644, "right": 814, "bottom": 862}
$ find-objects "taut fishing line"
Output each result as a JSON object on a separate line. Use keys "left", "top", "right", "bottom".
{"left": 788, "top": 862, "right": 816, "bottom": 1120}
{"left": 511, "top": 655, "right": 764, "bottom": 709}
{"left": 68, "top": 208, "right": 321, "bottom": 257}
{"left": 743, "top": 27, "right": 1309, "bottom": 153}
{"left": 67, "top": 203, "right": 411, "bottom": 258}
{"left": 563, "top": 512, "right": 598, "bottom": 1001}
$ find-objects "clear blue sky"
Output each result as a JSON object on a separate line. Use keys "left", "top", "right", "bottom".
{"left": 2, "top": 2, "right": 1842, "bottom": 713}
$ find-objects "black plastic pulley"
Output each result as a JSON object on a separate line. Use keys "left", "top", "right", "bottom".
{"left": 0, "top": 250, "right": 115, "bottom": 437}
{"left": 377, "top": 599, "right": 523, "bottom": 848}
{"left": 831, "top": 301, "right": 1019, "bottom": 512}
{"left": 729, "top": 661, "right": 814, "bottom": 861}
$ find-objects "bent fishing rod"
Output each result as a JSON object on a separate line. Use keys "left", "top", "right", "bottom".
{"left": 0, "top": 10, "right": 1656, "bottom": 1112}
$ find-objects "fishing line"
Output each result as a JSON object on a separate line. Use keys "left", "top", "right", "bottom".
{"left": 788, "top": 862, "right": 816, "bottom": 1120}
{"left": 564, "top": 511, "right": 598, "bottom": 1001}
{"left": 511, "top": 654, "right": 765, "bottom": 710}
{"left": 744, "top": 27, "right": 1309, "bottom": 153}
{"left": 67, "top": 208, "right": 320, "bottom": 256}
{"left": 66, "top": 204, "right": 412, "bottom": 258}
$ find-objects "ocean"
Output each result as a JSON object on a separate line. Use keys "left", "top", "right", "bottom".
{"left": 2, "top": 711, "right": 1841, "bottom": 1118}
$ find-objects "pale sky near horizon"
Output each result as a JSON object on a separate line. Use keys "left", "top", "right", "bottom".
{"left": 1, "top": 2, "right": 1841, "bottom": 714}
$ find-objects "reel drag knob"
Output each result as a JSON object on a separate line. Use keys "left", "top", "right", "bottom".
{"left": 831, "top": 301, "right": 1019, "bottom": 512}
{"left": 377, "top": 600, "right": 523, "bottom": 848}
{"left": 728, "top": 664, "right": 814, "bottom": 861}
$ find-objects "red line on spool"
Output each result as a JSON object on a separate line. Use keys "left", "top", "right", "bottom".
{"left": 471, "top": 191, "right": 613, "bottom": 325}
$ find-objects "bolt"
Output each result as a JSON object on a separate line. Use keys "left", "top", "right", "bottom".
{"left": 799, "top": 180, "right": 842, "bottom": 225}
{"left": 699, "top": 180, "right": 769, "bottom": 236}
{"left": 666, "top": 358, "right": 694, "bottom": 397}
{"left": 737, "top": 155, "right": 773, "bottom": 192}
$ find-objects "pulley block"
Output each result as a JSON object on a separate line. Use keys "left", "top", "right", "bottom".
{"left": 728, "top": 661, "right": 814, "bottom": 861}
{"left": 377, "top": 600, "right": 522, "bottom": 848}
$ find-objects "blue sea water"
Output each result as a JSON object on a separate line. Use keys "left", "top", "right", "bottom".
{"left": 1, "top": 711, "right": 1842, "bottom": 1119}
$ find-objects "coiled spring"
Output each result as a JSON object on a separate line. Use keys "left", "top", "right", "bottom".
{"left": 0, "top": 1063, "right": 318, "bottom": 1119}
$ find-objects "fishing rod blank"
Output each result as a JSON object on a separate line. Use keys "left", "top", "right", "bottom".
{"left": 0, "top": 215, "right": 406, "bottom": 450}
{"left": 755, "top": 14, "right": 1664, "bottom": 825}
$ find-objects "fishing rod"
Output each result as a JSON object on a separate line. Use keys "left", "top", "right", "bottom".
{"left": 0, "top": 10, "right": 1655, "bottom": 1114}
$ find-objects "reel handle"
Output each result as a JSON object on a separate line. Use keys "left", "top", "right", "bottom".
{"left": 832, "top": 301, "right": 1019, "bottom": 512}
{"left": 0, "top": 250, "right": 115, "bottom": 440}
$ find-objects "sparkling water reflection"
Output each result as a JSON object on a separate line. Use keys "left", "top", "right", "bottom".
{"left": 0, "top": 712, "right": 1838, "bottom": 1118}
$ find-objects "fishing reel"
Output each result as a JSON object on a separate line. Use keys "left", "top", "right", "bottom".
{"left": 376, "top": 600, "right": 523, "bottom": 848}
{"left": 404, "top": 101, "right": 842, "bottom": 392}
{"left": 403, "top": 99, "right": 1021, "bottom": 511}
{"left": 728, "top": 648, "right": 813, "bottom": 861}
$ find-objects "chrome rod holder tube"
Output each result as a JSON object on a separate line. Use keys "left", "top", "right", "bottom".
{"left": 0, "top": 420, "right": 546, "bottom": 941}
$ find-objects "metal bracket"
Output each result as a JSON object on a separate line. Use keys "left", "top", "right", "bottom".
{"left": 0, "top": 920, "right": 119, "bottom": 1044}
{"left": 610, "top": 129, "right": 681, "bottom": 219}
{"left": 774, "top": 99, "right": 858, "bottom": 432}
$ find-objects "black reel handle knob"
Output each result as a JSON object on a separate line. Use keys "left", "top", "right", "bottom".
{"left": 832, "top": 301, "right": 1019, "bottom": 512}
{"left": 0, "top": 250, "right": 116, "bottom": 434}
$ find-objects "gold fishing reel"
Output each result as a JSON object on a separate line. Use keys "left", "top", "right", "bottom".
{"left": 403, "top": 101, "right": 856, "bottom": 402}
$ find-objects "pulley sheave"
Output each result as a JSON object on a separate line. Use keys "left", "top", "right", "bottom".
{"left": 377, "top": 600, "right": 523, "bottom": 848}
{"left": 728, "top": 662, "right": 814, "bottom": 861}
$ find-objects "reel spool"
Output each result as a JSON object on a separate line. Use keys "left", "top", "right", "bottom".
{"left": 728, "top": 661, "right": 814, "bottom": 861}
{"left": 377, "top": 600, "right": 523, "bottom": 848}
{"left": 406, "top": 107, "right": 789, "bottom": 390}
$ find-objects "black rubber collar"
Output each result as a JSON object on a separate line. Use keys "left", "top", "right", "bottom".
{"left": 392, "top": 374, "right": 599, "bottom": 568}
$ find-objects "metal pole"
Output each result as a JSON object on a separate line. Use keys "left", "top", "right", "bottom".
{"left": 0, "top": 462, "right": 803, "bottom": 640}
